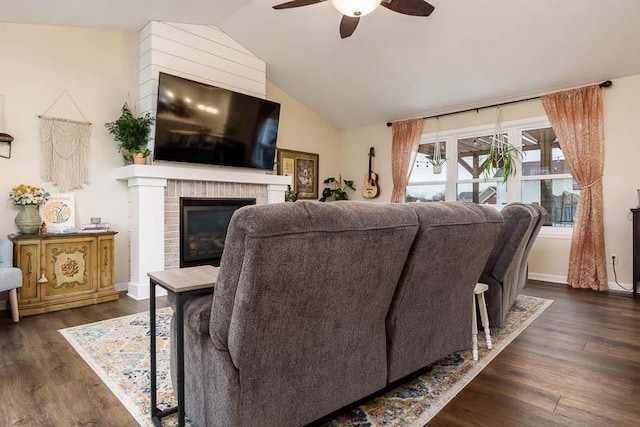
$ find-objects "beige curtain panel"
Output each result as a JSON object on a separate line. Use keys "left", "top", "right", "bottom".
{"left": 541, "top": 85, "right": 608, "bottom": 291}
{"left": 391, "top": 119, "right": 424, "bottom": 203}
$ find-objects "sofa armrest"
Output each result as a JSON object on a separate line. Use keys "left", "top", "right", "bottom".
{"left": 183, "top": 295, "right": 214, "bottom": 336}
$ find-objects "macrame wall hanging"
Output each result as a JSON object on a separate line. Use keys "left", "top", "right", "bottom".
{"left": 39, "top": 90, "right": 92, "bottom": 192}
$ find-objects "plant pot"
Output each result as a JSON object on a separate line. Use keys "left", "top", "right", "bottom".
{"left": 492, "top": 158, "right": 505, "bottom": 169}
{"left": 432, "top": 165, "right": 442, "bottom": 174}
{"left": 132, "top": 153, "right": 146, "bottom": 165}
{"left": 15, "top": 204, "right": 42, "bottom": 234}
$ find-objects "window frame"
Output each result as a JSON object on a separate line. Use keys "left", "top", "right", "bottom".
{"left": 406, "top": 115, "right": 573, "bottom": 238}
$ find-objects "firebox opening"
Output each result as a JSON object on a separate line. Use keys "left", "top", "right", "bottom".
{"left": 180, "top": 197, "right": 255, "bottom": 267}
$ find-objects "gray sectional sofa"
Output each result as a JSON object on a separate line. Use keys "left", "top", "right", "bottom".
{"left": 173, "top": 201, "right": 503, "bottom": 426}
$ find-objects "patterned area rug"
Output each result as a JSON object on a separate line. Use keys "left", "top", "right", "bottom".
{"left": 59, "top": 295, "right": 552, "bottom": 426}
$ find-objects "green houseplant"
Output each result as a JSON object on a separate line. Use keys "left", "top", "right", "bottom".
{"left": 284, "top": 185, "right": 298, "bottom": 202}
{"left": 480, "top": 141, "right": 523, "bottom": 182}
{"left": 105, "top": 103, "right": 154, "bottom": 164}
{"left": 319, "top": 177, "right": 355, "bottom": 202}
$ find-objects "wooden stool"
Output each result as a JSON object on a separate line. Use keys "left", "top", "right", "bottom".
{"left": 472, "top": 283, "right": 492, "bottom": 361}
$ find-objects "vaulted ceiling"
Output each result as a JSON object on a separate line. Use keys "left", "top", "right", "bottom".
{"left": 3, "top": 0, "right": 640, "bottom": 129}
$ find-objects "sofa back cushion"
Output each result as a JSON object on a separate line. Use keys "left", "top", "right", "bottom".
{"left": 210, "top": 201, "right": 419, "bottom": 425}
{"left": 386, "top": 202, "right": 503, "bottom": 382}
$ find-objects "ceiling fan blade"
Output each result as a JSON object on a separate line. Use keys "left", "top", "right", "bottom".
{"left": 381, "top": 0, "right": 435, "bottom": 16}
{"left": 339, "top": 15, "right": 360, "bottom": 39}
{"left": 273, "top": 0, "right": 327, "bottom": 10}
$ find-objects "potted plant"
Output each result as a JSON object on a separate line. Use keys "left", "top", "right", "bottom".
{"left": 8, "top": 184, "right": 50, "bottom": 234}
{"left": 480, "top": 141, "right": 523, "bottom": 182}
{"left": 105, "top": 103, "right": 154, "bottom": 164}
{"left": 284, "top": 184, "right": 298, "bottom": 202}
{"left": 428, "top": 158, "right": 446, "bottom": 175}
{"left": 319, "top": 177, "right": 355, "bottom": 202}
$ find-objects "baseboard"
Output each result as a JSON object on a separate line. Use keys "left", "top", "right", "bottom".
{"left": 528, "top": 272, "right": 633, "bottom": 294}
{"left": 607, "top": 281, "right": 634, "bottom": 294}
{"left": 126, "top": 281, "right": 167, "bottom": 300}
{"left": 114, "top": 282, "right": 129, "bottom": 292}
{"left": 528, "top": 273, "right": 567, "bottom": 284}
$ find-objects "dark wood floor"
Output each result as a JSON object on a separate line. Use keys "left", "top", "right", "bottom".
{"left": 432, "top": 281, "right": 640, "bottom": 427}
{"left": 0, "top": 282, "right": 638, "bottom": 426}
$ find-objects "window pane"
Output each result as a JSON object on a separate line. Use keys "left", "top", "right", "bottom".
{"left": 521, "top": 127, "right": 571, "bottom": 176}
{"left": 457, "top": 134, "right": 509, "bottom": 180}
{"left": 411, "top": 142, "right": 447, "bottom": 182}
{"left": 456, "top": 182, "right": 508, "bottom": 205}
{"left": 406, "top": 184, "right": 446, "bottom": 202}
{"left": 521, "top": 178, "right": 579, "bottom": 226}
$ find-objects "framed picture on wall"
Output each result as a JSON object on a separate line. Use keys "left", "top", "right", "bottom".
{"left": 276, "top": 148, "right": 319, "bottom": 199}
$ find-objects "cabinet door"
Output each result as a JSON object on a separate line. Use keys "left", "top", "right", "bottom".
{"left": 98, "top": 235, "right": 114, "bottom": 290}
{"left": 15, "top": 240, "right": 40, "bottom": 303}
{"left": 41, "top": 237, "right": 98, "bottom": 300}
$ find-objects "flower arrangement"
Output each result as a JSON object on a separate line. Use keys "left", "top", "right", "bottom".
{"left": 8, "top": 185, "right": 50, "bottom": 206}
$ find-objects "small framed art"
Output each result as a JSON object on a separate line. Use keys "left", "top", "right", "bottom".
{"left": 40, "top": 193, "right": 75, "bottom": 232}
{"left": 276, "top": 148, "right": 319, "bottom": 199}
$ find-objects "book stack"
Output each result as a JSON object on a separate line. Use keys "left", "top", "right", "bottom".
{"left": 79, "top": 222, "right": 110, "bottom": 233}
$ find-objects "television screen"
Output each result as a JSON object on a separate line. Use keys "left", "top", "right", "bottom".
{"left": 154, "top": 72, "right": 280, "bottom": 170}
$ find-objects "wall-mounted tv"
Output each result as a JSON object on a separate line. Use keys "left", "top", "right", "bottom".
{"left": 153, "top": 72, "right": 281, "bottom": 170}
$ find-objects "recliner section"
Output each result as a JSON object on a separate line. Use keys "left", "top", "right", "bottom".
{"left": 480, "top": 203, "right": 544, "bottom": 327}
{"left": 174, "top": 201, "right": 504, "bottom": 426}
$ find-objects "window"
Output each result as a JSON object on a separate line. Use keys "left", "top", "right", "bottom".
{"left": 456, "top": 133, "right": 509, "bottom": 206}
{"left": 406, "top": 117, "right": 577, "bottom": 231}
{"left": 406, "top": 140, "right": 447, "bottom": 202}
{"left": 519, "top": 126, "right": 578, "bottom": 227}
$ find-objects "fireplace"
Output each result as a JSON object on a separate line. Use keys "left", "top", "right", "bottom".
{"left": 180, "top": 197, "right": 255, "bottom": 267}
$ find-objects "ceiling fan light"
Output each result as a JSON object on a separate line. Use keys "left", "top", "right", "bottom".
{"left": 331, "top": 0, "right": 381, "bottom": 17}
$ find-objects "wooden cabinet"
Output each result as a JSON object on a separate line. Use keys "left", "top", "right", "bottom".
{"left": 9, "top": 232, "right": 119, "bottom": 316}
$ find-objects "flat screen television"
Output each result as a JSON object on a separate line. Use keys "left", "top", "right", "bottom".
{"left": 153, "top": 72, "right": 281, "bottom": 170}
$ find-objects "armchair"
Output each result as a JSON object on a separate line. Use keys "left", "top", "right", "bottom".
{"left": 0, "top": 238, "right": 22, "bottom": 322}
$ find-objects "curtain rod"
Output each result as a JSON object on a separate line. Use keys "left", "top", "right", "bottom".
{"left": 385, "top": 80, "right": 613, "bottom": 127}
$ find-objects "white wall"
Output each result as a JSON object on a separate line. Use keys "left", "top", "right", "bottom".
{"left": 340, "top": 75, "right": 640, "bottom": 292}
{"left": 600, "top": 75, "right": 640, "bottom": 291}
{"left": 266, "top": 81, "right": 342, "bottom": 190}
{"left": 0, "top": 23, "right": 139, "bottom": 300}
{"left": 341, "top": 123, "right": 393, "bottom": 202}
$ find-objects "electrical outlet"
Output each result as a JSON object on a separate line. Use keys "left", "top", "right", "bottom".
{"left": 611, "top": 254, "right": 618, "bottom": 265}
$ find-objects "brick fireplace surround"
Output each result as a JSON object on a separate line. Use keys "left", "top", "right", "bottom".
{"left": 113, "top": 163, "right": 290, "bottom": 299}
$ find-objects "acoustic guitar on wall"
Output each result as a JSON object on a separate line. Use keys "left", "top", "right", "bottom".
{"left": 362, "top": 147, "right": 379, "bottom": 198}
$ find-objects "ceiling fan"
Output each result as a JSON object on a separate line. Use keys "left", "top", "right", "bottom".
{"left": 272, "top": 0, "right": 435, "bottom": 39}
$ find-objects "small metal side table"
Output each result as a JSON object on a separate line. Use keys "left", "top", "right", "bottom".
{"left": 148, "top": 265, "right": 218, "bottom": 426}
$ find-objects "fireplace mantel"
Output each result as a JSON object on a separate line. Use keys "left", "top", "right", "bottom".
{"left": 112, "top": 163, "right": 292, "bottom": 187}
{"left": 113, "top": 163, "right": 291, "bottom": 299}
